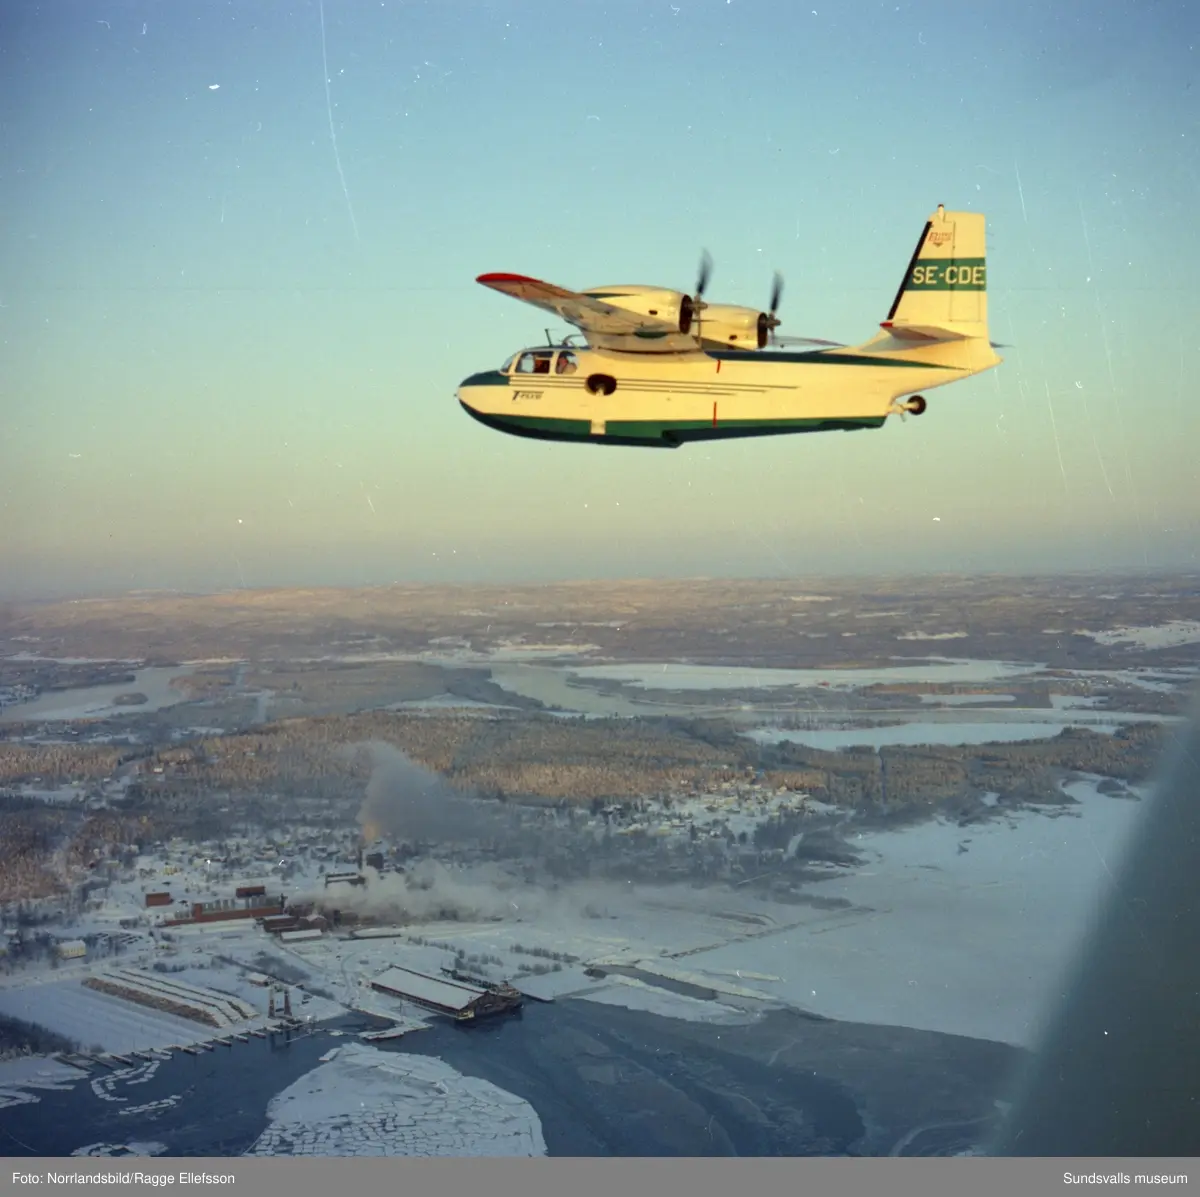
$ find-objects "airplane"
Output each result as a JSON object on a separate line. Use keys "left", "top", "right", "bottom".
{"left": 456, "top": 205, "right": 1002, "bottom": 449}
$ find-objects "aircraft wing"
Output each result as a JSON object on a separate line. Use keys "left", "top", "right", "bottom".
{"left": 476, "top": 272, "right": 699, "bottom": 352}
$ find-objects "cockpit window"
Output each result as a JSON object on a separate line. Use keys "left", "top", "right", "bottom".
{"left": 500, "top": 354, "right": 517, "bottom": 374}
{"left": 516, "top": 351, "right": 554, "bottom": 374}
{"left": 555, "top": 351, "right": 579, "bottom": 375}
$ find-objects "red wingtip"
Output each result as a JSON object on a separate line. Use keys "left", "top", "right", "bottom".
{"left": 476, "top": 271, "right": 540, "bottom": 285}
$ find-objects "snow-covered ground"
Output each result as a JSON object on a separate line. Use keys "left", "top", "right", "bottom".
{"left": 385, "top": 696, "right": 520, "bottom": 712}
{"left": 1077, "top": 621, "right": 1200, "bottom": 649}
{"left": 1071, "top": 667, "right": 1197, "bottom": 694}
{"left": 578, "top": 975, "right": 755, "bottom": 1025}
{"left": 4, "top": 654, "right": 143, "bottom": 665}
{"left": 272, "top": 779, "right": 1147, "bottom": 1051}
{"left": 748, "top": 721, "right": 1124, "bottom": 750}
{"left": 0, "top": 980, "right": 228, "bottom": 1054}
{"left": 667, "top": 779, "right": 1146, "bottom": 1048}
{"left": 132, "top": 958, "right": 344, "bottom": 1026}
{"left": 571, "top": 658, "right": 1045, "bottom": 691}
{"left": 245, "top": 1043, "right": 546, "bottom": 1157}
{"left": 478, "top": 658, "right": 1194, "bottom": 718}
{"left": 0, "top": 948, "right": 329, "bottom": 1053}
{"left": 290, "top": 644, "right": 602, "bottom": 667}
{"left": 257, "top": 781, "right": 1141, "bottom": 1049}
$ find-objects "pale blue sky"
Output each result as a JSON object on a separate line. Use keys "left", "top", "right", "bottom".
{"left": 2, "top": 0, "right": 1198, "bottom": 598}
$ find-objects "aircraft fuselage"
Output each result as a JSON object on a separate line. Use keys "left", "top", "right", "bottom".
{"left": 456, "top": 339, "right": 994, "bottom": 448}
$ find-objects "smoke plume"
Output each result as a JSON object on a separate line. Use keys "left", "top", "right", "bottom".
{"left": 354, "top": 740, "right": 510, "bottom": 848}
{"left": 289, "top": 740, "right": 532, "bottom": 924}
{"left": 308, "top": 859, "right": 540, "bottom": 925}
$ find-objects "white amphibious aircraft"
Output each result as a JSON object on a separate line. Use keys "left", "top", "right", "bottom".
{"left": 457, "top": 205, "right": 1001, "bottom": 448}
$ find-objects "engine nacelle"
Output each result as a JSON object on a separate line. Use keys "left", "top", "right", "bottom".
{"left": 694, "top": 303, "right": 773, "bottom": 349}
{"left": 580, "top": 285, "right": 695, "bottom": 333}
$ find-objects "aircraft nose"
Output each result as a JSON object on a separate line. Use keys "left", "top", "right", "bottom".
{"left": 459, "top": 369, "right": 506, "bottom": 388}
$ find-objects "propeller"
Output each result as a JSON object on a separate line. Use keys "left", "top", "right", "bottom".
{"left": 757, "top": 271, "right": 785, "bottom": 347}
{"left": 685, "top": 250, "right": 712, "bottom": 341}
{"left": 768, "top": 270, "right": 783, "bottom": 316}
{"left": 684, "top": 252, "right": 843, "bottom": 349}
{"left": 696, "top": 250, "right": 713, "bottom": 300}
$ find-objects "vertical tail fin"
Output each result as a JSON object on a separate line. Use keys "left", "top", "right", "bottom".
{"left": 881, "top": 205, "right": 990, "bottom": 343}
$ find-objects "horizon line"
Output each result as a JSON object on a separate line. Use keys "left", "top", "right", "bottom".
{"left": 3, "top": 566, "right": 1199, "bottom": 607}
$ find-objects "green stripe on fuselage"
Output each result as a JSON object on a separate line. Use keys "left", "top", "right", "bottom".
{"left": 904, "top": 257, "right": 986, "bottom": 291}
{"left": 604, "top": 416, "right": 886, "bottom": 441}
{"left": 459, "top": 402, "right": 885, "bottom": 447}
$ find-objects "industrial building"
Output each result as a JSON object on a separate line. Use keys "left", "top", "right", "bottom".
{"left": 323, "top": 871, "right": 366, "bottom": 888}
{"left": 159, "top": 891, "right": 284, "bottom": 927}
{"left": 370, "top": 966, "right": 523, "bottom": 1021}
{"left": 56, "top": 939, "right": 87, "bottom": 960}
{"left": 262, "top": 913, "right": 328, "bottom": 936}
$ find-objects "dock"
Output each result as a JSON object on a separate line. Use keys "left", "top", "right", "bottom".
{"left": 61, "top": 1053, "right": 98, "bottom": 1072}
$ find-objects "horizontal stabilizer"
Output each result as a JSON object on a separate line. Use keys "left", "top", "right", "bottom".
{"left": 879, "top": 321, "right": 970, "bottom": 342}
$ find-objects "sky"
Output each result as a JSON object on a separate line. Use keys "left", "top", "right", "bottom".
{"left": 2, "top": 0, "right": 1199, "bottom": 600}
